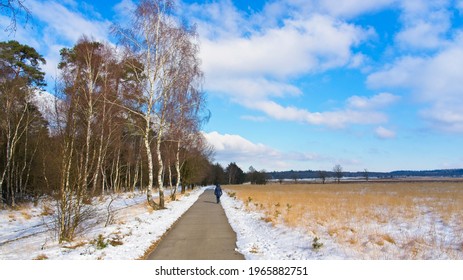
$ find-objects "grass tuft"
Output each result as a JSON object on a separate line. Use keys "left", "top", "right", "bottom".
{"left": 34, "top": 254, "right": 48, "bottom": 260}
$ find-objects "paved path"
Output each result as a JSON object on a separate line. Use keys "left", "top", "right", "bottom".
{"left": 146, "top": 189, "right": 244, "bottom": 260}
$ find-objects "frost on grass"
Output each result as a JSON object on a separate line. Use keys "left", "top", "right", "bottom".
{"left": 221, "top": 191, "right": 347, "bottom": 260}
{"left": 0, "top": 187, "right": 205, "bottom": 260}
{"left": 222, "top": 183, "right": 463, "bottom": 260}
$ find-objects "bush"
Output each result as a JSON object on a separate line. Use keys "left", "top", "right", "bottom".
{"left": 96, "top": 234, "right": 107, "bottom": 250}
{"left": 34, "top": 254, "right": 48, "bottom": 260}
{"left": 312, "top": 237, "right": 323, "bottom": 249}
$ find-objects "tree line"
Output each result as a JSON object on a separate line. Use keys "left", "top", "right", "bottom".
{"left": 208, "top": 162, "right": 269, "bottom": 185}
{"left": 0, "top": 0, "right": 218, "bottom": 242}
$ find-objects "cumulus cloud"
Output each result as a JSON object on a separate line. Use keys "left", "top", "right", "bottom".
{"left": 202, "top": 131, "right": 328, "bottom": 171}
{"left": 28, "top": 0, "right": 110, "bottom": 44}
{"left": 200, "top": 14, "right": 370, "bottom": 78}
{"left": 347, "top": 92, "right": 400, "bottom": 110}
{"left": 204, "top": 131, "right": 278, "bottom": 158}
{"left": 395, "top": 19, "right": 450, "bottom": 50}
{"left": 250, "top": 99, "right": 388, "bottom": 128}
{"left": 367, "top": 35, "right": 463, "bottom": 132}
{"left": 395, "top": 0, "right": 452, "bottom": 51}
{"left": 188, "top": 1, "right": 382, "bottom": 130}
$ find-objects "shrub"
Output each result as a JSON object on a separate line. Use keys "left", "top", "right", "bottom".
{"left": 312, "top": 237, "right": 323, "bottom": 249}
{"left": 34, "top": 254, "right": 48, "bottom": 260}
{"left": 96, "top": 234, "right": 107, "bottom": 250}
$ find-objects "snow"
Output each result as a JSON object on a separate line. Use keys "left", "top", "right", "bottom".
{"left": 220, "top": 191, "right": 347, "bottom": 259}
{"left": 0, "top": 187, "right": 205, "bottom": 260}
{"left": 2, "top": 185, "right": 461, "bottom": 260}
{"left": 220, "top": 191, "right": 463, "bottom": 260}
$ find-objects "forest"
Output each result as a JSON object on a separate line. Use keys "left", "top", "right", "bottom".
{"left": 0, "top": 0, "right": 229, "bottom": 242}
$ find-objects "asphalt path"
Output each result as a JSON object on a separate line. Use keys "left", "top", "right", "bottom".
{"left": 146, "top": 189, "right": 244, "bottom": 260}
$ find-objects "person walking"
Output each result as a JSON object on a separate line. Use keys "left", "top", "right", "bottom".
{"left": 214, "top": 184, "right": 223, "bottom": 203}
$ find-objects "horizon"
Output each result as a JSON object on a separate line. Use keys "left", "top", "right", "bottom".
{"left": 267, "top": 167, "right": 463, "bottom": 174}
{"left": 2, "top": 0, "right": 463, "bottom": 172}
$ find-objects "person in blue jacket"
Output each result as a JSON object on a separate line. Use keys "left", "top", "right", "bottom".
{"left": 214, "top": 183, "right": 223, "bottom": 203}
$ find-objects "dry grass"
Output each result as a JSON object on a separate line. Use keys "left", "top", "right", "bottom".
{"left": 21, "top": 211, "right": 32, "bottom": 220}
{"left": 62, "top": 240, "right": 88, "bottom": 249}
{"left": 225, "top": 181, "right": 463, "bottom": 259}
{"left": 33, "top": 254, "right": 48, "bottom": 260}
{"left": 41, "top": 204, "right": 54, "bottom": 216}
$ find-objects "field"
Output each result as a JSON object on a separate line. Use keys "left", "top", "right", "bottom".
{"left": 224, "top": 181, "right": 463, "bottom": 259}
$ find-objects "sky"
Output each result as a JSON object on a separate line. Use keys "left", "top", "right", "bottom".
{"left": 2, "top": 0, "right": 463, "bottom": 172}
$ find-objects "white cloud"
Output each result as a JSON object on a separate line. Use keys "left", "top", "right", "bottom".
{"left": 395, "top": 19, "right": 450, "bottom": 50}
{"left": 113, "top": 0, "right": 136, "bottom": 25}
{"left": 201, "top": 14, "right": 370, "bottom": 78}
{"left": 250, "top": 99, "right": 388, "bottom": 128}
{"left": 206, "top": 77, "right": 302, "bottom": 101}
{"left": 367, "top": 34, "right": 463, "bottom": 132}
{"left": 347, "top": 92, "right": 400, "bottom": 110}
{"left": 375, "top": 126, "right": 396, "bottom": 139}
{"left": 180, "top": 0, "right": 246, "bottom": 39}
{"left": 395, "top": 0, "right": 452, "bottom": 51}
{"left": 202, "top": 131, "right": 281, "bottom": 169}
{"left": 191, "top": 2, "right": 379, "bottom": 130}
{"left": 204, "top": 131, "right": 276, "bottom": 156}
{"left": 28, "top": 0, "right": 110, "bottom": 44}
{"left": 202, "top": 131, "right": 329, "bottom": 171}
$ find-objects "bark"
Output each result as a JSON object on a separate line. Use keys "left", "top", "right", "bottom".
{"left": 155, "top": 124, "right": 165, "bottom": 209}
{"left": 173, "top": 141, "right": 181, "bottom": 201}
{"left": 143, "top": 119, "right": 158, "bottom": 209}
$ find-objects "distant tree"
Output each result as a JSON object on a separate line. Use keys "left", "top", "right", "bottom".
{"left": 364, "top": 168, "right": 369, "bottom": 182}
{"left": 180, "top": 142, "right": 212, "bottom": 192}
{"left": 333, "top": 164, "right": 343, "bottom": 183}
{"left": 255, "top": 169, "right": 268, "bottom": 185}
{"left": 209, "top": 163, "right": 226, "bottom": 185}
{"left": 318, "top": 170, "right": 327, "bottom": 184}
{"left": 291, "top": 172, "right": 299, "bottom": 183}
{"left": 225, "top": 162, "right": 245, "bottom": 184}
{"left": 247, "top": 166, "right": 268, "bottom": 185}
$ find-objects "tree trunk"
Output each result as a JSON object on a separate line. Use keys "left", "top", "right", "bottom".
{"left": 143, "top": 120, "right": 158, "bottom": 209}
{"left": 156, "top": 125, "right": 165, "bottom": 209}
{"left": 173, "top": 141, "right": 181, "bottom": 201}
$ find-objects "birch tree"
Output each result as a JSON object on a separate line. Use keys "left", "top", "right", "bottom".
{"left": 112, "top": 0, "right": 202, "bottom": 209}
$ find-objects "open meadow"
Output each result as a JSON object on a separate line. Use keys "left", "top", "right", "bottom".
{"left": 224, "top": 181, "right": 463, "bottom": 259}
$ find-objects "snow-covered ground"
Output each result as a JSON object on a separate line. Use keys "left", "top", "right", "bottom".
{"left": 3, "top": 185, "right": 460, "bottom": 260}
{"left": 0, "top": 187, "right": 205, "bottom": 260}
{"left": 221, "top": 191, "right": 463, "bottom": 260}
{"left": 221, "top": 191, "right": 346, "bottom": 259}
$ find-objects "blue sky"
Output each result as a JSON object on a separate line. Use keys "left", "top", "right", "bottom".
{"left": 2, "top": 0, "right": 463, "bottom": 172}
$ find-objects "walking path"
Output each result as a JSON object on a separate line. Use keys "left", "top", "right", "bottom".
{"left": 146, "top": 189, "right": 244, "bottom": 260}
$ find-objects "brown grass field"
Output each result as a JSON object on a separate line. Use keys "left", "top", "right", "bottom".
{"left": 224, "top": 181, "right": 463, "bottom": 259}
